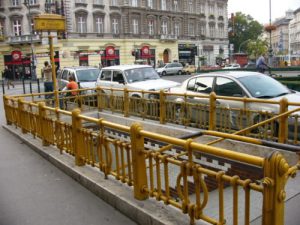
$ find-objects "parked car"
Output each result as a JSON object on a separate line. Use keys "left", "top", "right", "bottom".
{"left": 222, "top": 64, "right": 241, "bottom": 69}
{"left": 244, "top": 62, "right": 256, "bottom": 68}
{"left": 182, "top": 65, "right": 197, "bottom": 74}
{"left": 57, "top": 66, "right": 101, "bottom": 93}
{"left": 96, "top": 65, "right": 179, "bottom": 98}
{"left": 156, "top": 62, "right": 183, "bottom": 76}
{"left": 168, "top": 71, "right": 300, "bottom": 138}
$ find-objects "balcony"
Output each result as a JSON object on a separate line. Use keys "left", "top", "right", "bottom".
{"left": 75, "top": 0, "right": 88, "bottom": 7}
{"left": 159, "top": 34, "right": 177, "bottom": 42}
{"left": 8, "top": 34, "right": 42, "bottom": 45}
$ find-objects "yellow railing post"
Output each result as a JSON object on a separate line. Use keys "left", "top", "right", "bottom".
{"left": 38, "top": 102, "right": 50, "bottom": 146}
{"left": 3, "top": 95, "right": 12, "bottom": 125}
{"left": 72, "top": 109, "right": 85, "bottom": 166}
{"left": 262, "top": 151, "right": 290, "bottom": 225}
{"left": 124, "top": 88, "right": 129, "bottom": 117}
{"left": 159, "top": 90, "right": 166, "bottom": 124}
{"left": 209, "top": 92, "right": 217, "bottom": 130}
{"left": 18, "top": 98, "right": 27, "bottom": 134}
{"left": 278, "top": 98, "right": 288, "bottom": 143}
{"left": 130, "top": 122, "right": 149, "bottom": 200}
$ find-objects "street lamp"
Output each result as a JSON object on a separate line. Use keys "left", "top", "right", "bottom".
{"left": 23, "top": 0, "right": 36, "bottom": 80}
{"left": 268, "top": 0, "right": 273, "bottom": 67}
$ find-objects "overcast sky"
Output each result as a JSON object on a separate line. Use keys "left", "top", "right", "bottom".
{"left": 228, "top": 0, "right": 299, "bottom": 24}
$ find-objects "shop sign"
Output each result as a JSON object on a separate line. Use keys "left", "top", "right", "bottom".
{"left": 105, "top": 46, "right": 116, "bottom": 59}
{"left": 34, "top": 14, "right": 66, "bottom": 31}
{"left": 11, "top": 50, "right": 22, "bottom": 61}
{"left": 141, "top": 46, "right": 150, "bottom": 56}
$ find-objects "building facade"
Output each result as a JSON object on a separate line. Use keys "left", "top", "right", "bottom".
{"left": 289, "top": 7, "right": 300, "bottom": 66}
{"left": 0, "top": 0, "right": 229, "bottom": 79}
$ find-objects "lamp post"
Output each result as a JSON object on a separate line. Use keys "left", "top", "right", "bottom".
{"left": 268, "top": 0, "right": 273, "bottom": 67}
{"left": 23, "top": 0, "right": 36, "bottom": 80}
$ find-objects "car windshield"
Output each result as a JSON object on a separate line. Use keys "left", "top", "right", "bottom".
{"left": 124, "top": 67, "right": 160, "bottom": 83}
{"left": 76, "top": 69, "right": 100, "bottom": 82}
{"left": 237, "top": 75, "right": 290, "bottom": 98}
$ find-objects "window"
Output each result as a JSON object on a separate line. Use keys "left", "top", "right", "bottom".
{"left": 187, "top": 77, "right": 214, "bottom": 94}
{"left": 161, "top": 0, "right": 166, "bottom": 10}
{"left": 13, "top": 19, "right": 22, "bottom": 36}
{"left": 95, "top": 16, "right": 104, "bottom": 34}
{"left": 147, "top": 0, "right": 153, "bottom": 8}
{"left": 199, "top": 23, "right": 206, "bottom": 35}
{"left": 131, "top": 0, "right": 137, "bottom": 7}
{"left": 218, "top": 24, "right": 224, "bottom": 37}
{"left": 218, "top": 5, "right": 223, "bottom": 16}
{"left": 132, "top": 18, "right": 139, "bottom": 34}
{"left": 209, "top": 4, "right": 214, "bottom": 14}
{"left": 111, "top": 0, "right": 117, "bottom": 6}
{"left": 12, "top": 0, "right": 19, "bottom": 6}
{"left": 173, "top": 0, "right": 178, "bottom": 11}
{"left": 29, "top": 0, "right": 37, "bottom": 5}
{"left": 112, "top": 71, "right": 124, "bottom": 83}
{"left": 215, "top": 77, "right": 244, "bottom": 97}
{"left": 148, "top": 20, "right": 154, "bottom": 35}
{"left": 100, "top": 70, "right": 112, "bottom": 81}
{"left": 188, "top": 0, "right": 193, "bottom": 13}
{"left": 161, "top": 20, "right": 167, "bottom": 34}
{"left": 188, "top": 23, "right": 194, "bottom": 36}
{"left": 112, "top": 18, "right": 119, "bottom": 34}
{"left": 209, "top": 24, "right": 215, "bottom": 37}
{"left": 200, "top": 3, "right": 205, "bottom": 13}
{"left": 0, "top": 20, "right": 4, "bottom": 36}
{"left": 174, "top": 22, "right": 180, "bottom": 36}
{"left": 76, "top": 15, "right": 87, "bottom": 33}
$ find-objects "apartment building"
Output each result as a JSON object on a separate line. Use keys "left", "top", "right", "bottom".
{"left": 0, "top": 0, "right": 229, "bottom": 78}
{"left": 290, "top": 7, "right": 300, "bottom": 65}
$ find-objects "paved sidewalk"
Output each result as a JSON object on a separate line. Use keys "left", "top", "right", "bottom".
{"left": 0, "top": 98, "right": 136, "bottom": 225}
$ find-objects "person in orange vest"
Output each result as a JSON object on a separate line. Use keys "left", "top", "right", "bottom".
{"left": 66, "top": 75, "right": 78, "bottom": 96}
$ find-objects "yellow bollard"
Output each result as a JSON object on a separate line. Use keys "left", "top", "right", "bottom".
{"left": 262, "top": 152, "right": 290, "bottom": 225}
{"left": 209, "top": 92, "right": 217, "bottom": 130}
{"left": 278, "top": 98, "right": 288, "bottom": 143}
{"left": 72, "top": 109, "right": 85, "bottom": 166}
{"left": 130, "top": 122, "right": 149, "bottom": 200}
{"left": 124, "top": 88, "right": 129, "bottom": 117}
{"left": 38, "top": 102, "right": 50, "bottom": 146}
{"left": 159, "top": 90, "right": 166, "bottom": 124}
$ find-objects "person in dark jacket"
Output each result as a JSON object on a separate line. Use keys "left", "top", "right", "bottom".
{"left": 3, "top": 66, "right": 14, "bottom": 89}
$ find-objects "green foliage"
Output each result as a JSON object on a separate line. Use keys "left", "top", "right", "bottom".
{"left": 229, "top": 12, "right": 264, "bottom": 53}
{"left": 246, "top": 40, "right": 268, "bottom": 59}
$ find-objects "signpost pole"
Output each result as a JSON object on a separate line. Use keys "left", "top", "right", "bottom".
{"left": 49, "top": 35, "right": 59, "bottom": 108}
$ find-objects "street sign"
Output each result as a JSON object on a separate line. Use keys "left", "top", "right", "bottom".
{"left": 34, "top": 14, "right": 66, "bottom": 32}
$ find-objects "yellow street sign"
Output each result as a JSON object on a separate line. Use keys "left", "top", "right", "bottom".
{"left": 34, "top": 14, "right": 66, "bottom": 31}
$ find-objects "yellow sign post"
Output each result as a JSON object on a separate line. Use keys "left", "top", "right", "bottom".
{"left": 34, "top": 14, "right": 66, "bottom": 108}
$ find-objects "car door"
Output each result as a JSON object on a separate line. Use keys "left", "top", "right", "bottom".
{"left": 214, "top": 76, "right": 248, "bottom": 130}
{"left": 59, "top": 69, "right": 69, "bottom": 90}
{"left": 98, "top": 70, "right": 113, "bottom": 93}
{"left": 111, "top": 70, "right": 126, "bottom": 96}
{"left": 184, "top": 76, "right": 214, "bottom": 125}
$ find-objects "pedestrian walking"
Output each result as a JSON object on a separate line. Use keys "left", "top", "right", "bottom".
{"left": 42, "top": 61, "right": 53, "bottom": 99}
{"left": 3, "top": 66, "right": 15, "bottom": 89}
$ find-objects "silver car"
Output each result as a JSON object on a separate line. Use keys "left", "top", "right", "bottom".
{"left": 156, "top": 62, "right": 183, "bottom": 76}
{"left": 168, "top": 71, "right": 300, "bottom": 139}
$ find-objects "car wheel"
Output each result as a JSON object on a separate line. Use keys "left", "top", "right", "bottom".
{"left": 178, "top": 70, "right": 182, "bottom": 75}
{"left": 162, "top": 71, "right": 167, "bottom": 76}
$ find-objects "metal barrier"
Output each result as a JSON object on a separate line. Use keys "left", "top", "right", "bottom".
{"left": 3, "top": 93, "right": 299, "bottom": 225}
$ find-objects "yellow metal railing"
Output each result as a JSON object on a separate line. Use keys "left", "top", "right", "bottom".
{"left": 3, "top": 93, "right": 299, "bottom": 225}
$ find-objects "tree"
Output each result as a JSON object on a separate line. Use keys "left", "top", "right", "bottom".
{"left": 246, "top": 39, "right": 268, "bottom": 59}
{"left": 229, "top": 12, "right": 264, "bottom": 53}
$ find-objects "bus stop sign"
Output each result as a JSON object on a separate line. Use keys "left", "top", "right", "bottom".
{"left": 34, "top": 14, "right": 66, "bottom": 32}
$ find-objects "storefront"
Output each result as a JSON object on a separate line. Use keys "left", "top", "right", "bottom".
{"left": 101, "top": 46, "right": 120, "bottom": 67}
{"left": 133, "top": 46, "right": 156, "bottom": 67}
{"left": 4, "top": 50, "right": 31, "bottom": 80}
{"left": 178, "top": 44, "right": 197, "bottom": 66}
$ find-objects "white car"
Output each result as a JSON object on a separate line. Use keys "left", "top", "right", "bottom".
{"left": 168, "top": 71, "right": 300, "bottom": 138}
{"left": 96, "top": 65, "right": 179, "bottom": 98}
{"left": 57, "top": 66, "right": 101, "bottom": 92}
{"left": 222, "top": 64, "right": 241, "bottom": 69}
